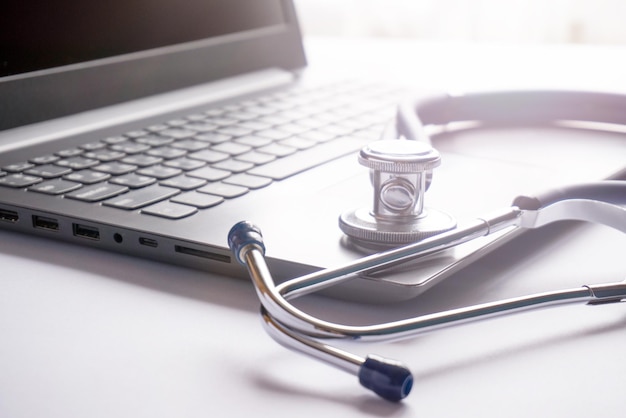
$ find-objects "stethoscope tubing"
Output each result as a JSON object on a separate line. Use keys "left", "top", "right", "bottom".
{"left": 227, "top": 89, "right": 626, "bottom": 402}
{"left": 231, "top": 220, "right": 626, "bottom": 401}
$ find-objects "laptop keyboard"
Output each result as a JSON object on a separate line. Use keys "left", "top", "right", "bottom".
{"left": 0, "top": 81, "right": 402, "bottom": 219}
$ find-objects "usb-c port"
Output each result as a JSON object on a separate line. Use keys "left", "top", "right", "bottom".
{"left": 139, "top": 237, "right": 158, "bottom": 248}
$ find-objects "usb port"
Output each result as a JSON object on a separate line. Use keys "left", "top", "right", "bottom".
{"left": 33, "top": 215, "right": 59, "bottom": 231}
{"left": 0, "top": 208, "right": 19, "bottom": 223}
{"left": 139, "top": 237, "right": 158, "bottom": 248}
{"left": 72, "top": 223, "right": 100, "bottom": 240}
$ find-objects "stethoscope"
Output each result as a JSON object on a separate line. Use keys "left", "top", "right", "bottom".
{"left": 227, "top": 90, "right": 626, "bottom": 402}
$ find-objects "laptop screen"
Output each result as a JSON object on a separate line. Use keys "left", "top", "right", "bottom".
{"left": 2, "top": 0, "right": 286, "bottom": 78}
{"left": 0, "top": 0, "right": 305, "bottom": 131}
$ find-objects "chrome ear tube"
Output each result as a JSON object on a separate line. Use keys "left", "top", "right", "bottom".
{"left": 228, "top": 180, "right": 626, "bottom": 401}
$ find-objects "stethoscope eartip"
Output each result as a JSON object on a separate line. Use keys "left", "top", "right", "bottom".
{"left": 227, "top": 220, "right": 266, "bottom": 265}
{"left": 358, "top": 355, "right": 413, "bottom": 402}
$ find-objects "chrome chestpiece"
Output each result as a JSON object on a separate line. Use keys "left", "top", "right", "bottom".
{"left": 339, "top": 139, "right": 456, "bottom": 246}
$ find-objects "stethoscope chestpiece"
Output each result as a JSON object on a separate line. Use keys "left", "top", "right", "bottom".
{"left": 339, "top": 139, "right": 456, "bottom": 247}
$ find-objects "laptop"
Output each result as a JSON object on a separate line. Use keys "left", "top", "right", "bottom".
{"left": 1, "top": 1, "right": 624, "bottom": 303}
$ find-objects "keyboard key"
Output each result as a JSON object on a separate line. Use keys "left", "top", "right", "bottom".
{"left": 104, "top": 185, "right": 179, "bottom": 209}
{"left": 256, "top": 143, "right": 296, "bottom": 157}
{"left": 66, "top": 183, "right": 128, "bottom": 202}
{"left": 223, "top": 173, "right": 272, "bottom": 189}
{"left": 278, "top": 137, "right": 317, "bottom": 150}
{"left": 198, "top": 182, "right": 248, "bottom": 198}
{"left": 170, "top": 139, "right": 209, "bottom": 152}
{"left": 257, "top": 115, "right": 290, "bottom": 126}
{"left": 159, "top": 128, "right": 195, "bottom": 139}
{"left": 194, "top": 132, "right": 232, "bottom": 144}
{"left": 216, "top": 126, "right": 254, "bottom": 137}
{"left": 207, "top": 117, "right": 238, "bottom": 127}
{"left": 125, "top": 130, "right": 150, "bottom": 138}
{"left": 234, "top": 151, "right": 276, "bottom": 165}
{"left": 121, "top": 155, "right": 164, "bottom": 167}
{"left": 204, "top": 108, "right": 225, "bottom": 117}
{"left": 136, "top": 165, "right": 182, "bottom": 179}
{"left": 185, "top": 122, "right": 219, "bottom": 132}
{"left": 109, "top": 142, "right": 151, "bottom": 154}
{"left": 274, "top": 123, "right": 310, "bottom": 135}
{"left": 93, "top": 162, "right": 137, "bottom": 175}
{"left": 109, "top": 173, "right": 157, "bottom": 188}
{"left": 84, "top": 150, "right": 126, "bottom": 161}
{"left": 224, "top": 111, "right": 258, "bottom": 121}
{"left": 30, "top": 155, "right": 60, "bottom": 164}
{"left": 171, "top": 191, "right": 224, "bottom": 208}
{"left": 56, "top": 157, "right": 100, "bottom": 169}
{"left": 212, "top": 159, "right": 254, "bottom": 173}
{"left": 238, "top": 120, "right": 272, "bottom": 131}
{"left": 244, "top": 105, "right": 277, "bottom": 116}
{"left": 64, "top": 170, "right": 111, "bottom": 184}
{"left": 81, "top": 141, "right": 107, "bottom": 151}
{"left": 25, "top": 164, "right": 72, "bottom": 179}
{"left": 3, "top": 162, "right": 34, "bottom": 172}
{"left": 187, "top": 166, "right": 231, "bottom": 182}
{"left": 163, "top": 158, "right": 205, "bottom": 171}
{"left": 29, "top": 179, "right": 82, "bottom": 195}
{"left": 103, "top": 136, "right": 129, "bottom": 144}
{"left": 255, "top": 129, "right": 292, "bottom": 141}
{"left": 146, "top": 124, "right": 169, "bottom": 132}
{"left": 296, "top": 117, "right": 333, "bottom": 130}
{"left": 147, "top": 147, "right": 187, "bottom": 159}
{"left": 234, "top": 135, "right": 273, "bottom": 148}
{"left": 211, "top": 142, "right": 252, "bottom": 156}
{"left": 248, "top": 137, "right": 368, "bottom": 180}
{"left": 185, "top": 113, "right": 207, "bottom": 121}
{"left": 0, "top": 173, "right": 42, "bottom": 188}
{"left": 141, "top": 201, "right": 197, "bottom": 219}
{"left": 166, "top": 119, "right": 188, "bottom": 127}
{"left": 187, "top": 149, "right": 229, "bottom": 163}
{"left": 135, "top": 135, "right": 174, "bottom": 146}
{"left": 160, "top": 175, "right": 207, "bottom": 190}
{"left": 56, "top": 148, "right": 84, "bottom": 158}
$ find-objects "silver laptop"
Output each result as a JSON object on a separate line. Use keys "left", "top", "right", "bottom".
{"left": 1, "top": 1, "right": 624, "bottom": 302}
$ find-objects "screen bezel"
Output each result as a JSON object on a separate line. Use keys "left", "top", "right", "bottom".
{"left": 0, "top": 0, "right": 306, "bottom": 131}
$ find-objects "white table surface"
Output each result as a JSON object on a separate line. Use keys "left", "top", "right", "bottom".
{"left": 1, "top": 38, "right": 626, "bottom": 417}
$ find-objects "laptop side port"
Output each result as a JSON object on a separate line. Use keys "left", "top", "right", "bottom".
{"left": 139, "top": 237, "right": 158, "bottom": 248}
{"left": 72, "top": 223, "right": 100, "bottom": 240}
{"left": 175, "top": 245, "right": 230, "bottom": 263}
{"left": 0, "top": 208, "right": 19, "bottom": 223}
{"left": 32, "top": 215, "right": 59, "bottom": 231}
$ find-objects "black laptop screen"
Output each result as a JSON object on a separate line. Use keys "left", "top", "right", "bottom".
{"left": 1, "top": 0, "right": 286, "bottom": 77}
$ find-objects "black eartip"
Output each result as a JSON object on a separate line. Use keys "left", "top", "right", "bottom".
{"left": 227, "top": 221, "right": 265, "bottom": 265}
{"left": 358, "top": 355, "right": 413, "bottom": 402}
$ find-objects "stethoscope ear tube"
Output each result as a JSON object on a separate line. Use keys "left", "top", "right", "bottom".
{"left": 513, "top": 181, "right": 626, "bottom": 210}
